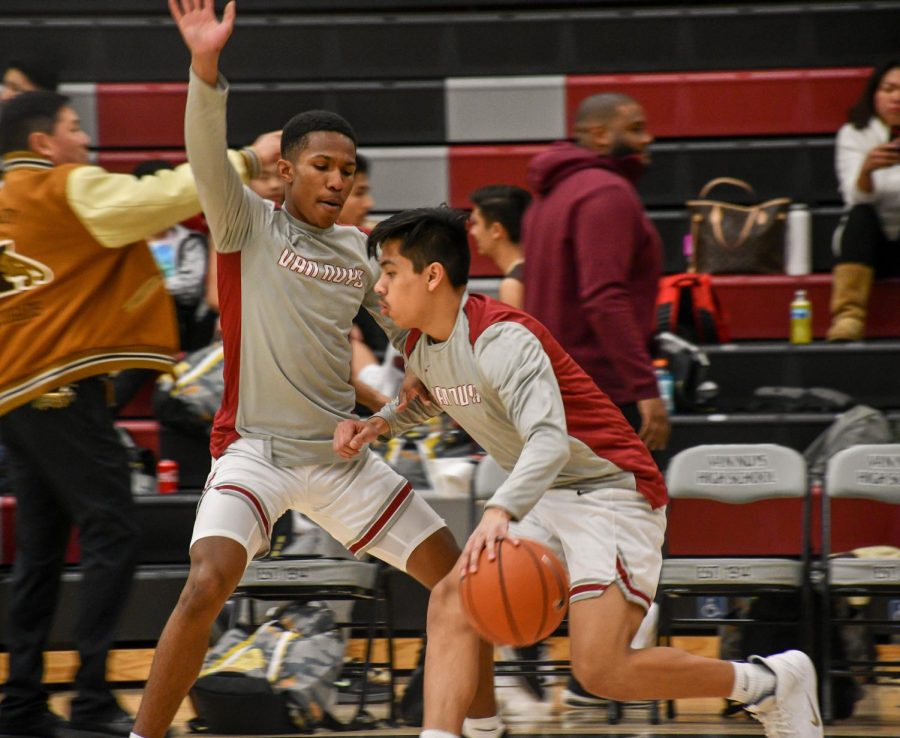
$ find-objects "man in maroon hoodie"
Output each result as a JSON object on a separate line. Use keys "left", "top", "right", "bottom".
{"left": 522, "top": 92, "right": 669, "bottom": 455}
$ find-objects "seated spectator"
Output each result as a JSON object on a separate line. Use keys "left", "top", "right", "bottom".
{"left": 1, "top": 58, "right": 58, "bottom": 101}
{"left": 468, "top": 184, "right": 531, "bottom": 308}
{"left": 828, "top": 59, "right": 900, "bottom": 341}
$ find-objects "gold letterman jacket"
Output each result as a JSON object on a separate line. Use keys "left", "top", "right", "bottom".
{"left": 0, "top": 148, "right": 256, "bottom": 414}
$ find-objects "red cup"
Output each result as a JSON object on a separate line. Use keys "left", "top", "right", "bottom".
{"left": 157, "top": 459, "right": 179, "bottom": 494}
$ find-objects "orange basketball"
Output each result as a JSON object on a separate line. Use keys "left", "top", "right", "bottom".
{"left": 461, "top": 538, "right": 569, "bottom": 647}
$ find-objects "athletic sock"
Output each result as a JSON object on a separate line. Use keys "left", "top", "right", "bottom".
{"left": 462, "top": 715, "right": 505, "bottom": 738}
{"left": 729, "top": 661, "right": 777, "bottom": 705}
{"left": 421, "top": 730, "right": 459, "bottom": 738}
{"left": 128, "top": 733, "right": 146, "bottom": 738}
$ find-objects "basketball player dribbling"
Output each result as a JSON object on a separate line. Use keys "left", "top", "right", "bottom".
{"left": 130, "top": 5, "right": 501, "bottom": 738}
{"left": 334, "top": 206, "right": 824, "bottom": 738}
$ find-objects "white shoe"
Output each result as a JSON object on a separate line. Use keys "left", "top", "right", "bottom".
{"left": 461, "top": 717, "right": 507, "bottom": 738}
{"left": 745, "top": 650, "right": 823, "bottom": 738}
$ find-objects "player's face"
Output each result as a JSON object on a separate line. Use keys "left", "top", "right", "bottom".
{"left": 467, "top": 207, "right": 493, "bottom": 256}
{"left": 339, "top": 172, "right": 374, "bottom": 227}
{"left": 280, "top": 131, "right": 356, "bottom": 229}
{"left": 36, "top": 106, "right": 90, "bottom": 165}
{"left": 374, "top": 239, "right": 430, "bottom": 329}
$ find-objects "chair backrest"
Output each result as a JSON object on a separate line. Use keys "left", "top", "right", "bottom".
{"left": 666, "top": 444, "right": 807, "bottom": 503}
{"left": 473, "top": 455, "right": 509, "bottom": 500}
{"left": 825, "top": 444, "right": 900, "bottom": 504}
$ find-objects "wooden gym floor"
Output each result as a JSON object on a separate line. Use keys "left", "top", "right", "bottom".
{"left": 12, "top": 637, "right": 900, "bottom": 737}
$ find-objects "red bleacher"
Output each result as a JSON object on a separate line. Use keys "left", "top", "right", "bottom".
{"left": 96, "top": 83, "right": 187, "bottom": 147}
{"left": 89, "top": 67, "right": 869, "bottom": 148}
{"left": 713, "top": 274, "right": 900, "bottom": 340}
{"left": 566, "top": 68, "right": 870, "bottom": 138}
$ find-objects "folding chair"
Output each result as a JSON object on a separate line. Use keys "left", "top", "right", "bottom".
{"left": 818, "top": 443, "right": 900, "bottom": 724}
{"left": 232, "top": 556, "right": 395, "bottom": 728}
{"left": 658, "top": 444, "right": 812, "bottom": 718}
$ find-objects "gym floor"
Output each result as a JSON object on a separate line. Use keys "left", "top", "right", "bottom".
{"left": 47, "top": 679, "right": 900, "bottom": 737}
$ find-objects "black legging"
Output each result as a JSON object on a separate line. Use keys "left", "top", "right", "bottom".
{"left": 835, "top": 203, "right": 900, "bottom": 277}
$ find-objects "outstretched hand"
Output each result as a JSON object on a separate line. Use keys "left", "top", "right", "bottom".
{"left": 169, "top": 0, "right": 236, "bottom": 85}
{"left": 333, "top": 417, "right": 386, "bottom": 459}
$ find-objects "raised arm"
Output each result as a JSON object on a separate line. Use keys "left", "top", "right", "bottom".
{"left": 171, "top": 0, "right": 276, "bottom": 252}
{"left": 169, "top": 0, "right": 235, "bottom": 87}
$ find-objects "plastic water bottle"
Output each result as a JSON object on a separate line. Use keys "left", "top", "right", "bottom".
{"left": 785, "top": 204, "right": 812, "bottom": 275}
{"left": 789, "top": 289, "right": 812, "bottom": 344}
{"left": 653, "top": 358, "right": 675, "bottom": 413}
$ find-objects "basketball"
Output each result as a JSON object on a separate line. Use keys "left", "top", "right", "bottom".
{"left": 461, "top": 538, "right": 569, "bottom": 647}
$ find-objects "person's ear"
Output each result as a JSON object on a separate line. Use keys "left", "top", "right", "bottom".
{"left": 27, "top": 130, "right": 53, "bottom": 158}
{"left": 591, "top": 124, "right": 612, "bottom": 154}
{"left": 489, "top": 220, "right": 506, "bottom": 242}
{"left": 426, "top": 262, "right": 445, "bottom": 292}
{"left": 276, "top": 158, "right": 294, "bottom": 184}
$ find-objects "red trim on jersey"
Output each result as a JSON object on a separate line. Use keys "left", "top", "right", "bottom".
{"left": 569, "top": 582, "right": 608, "bottom": 599}
{"left": 404, "top": 328, "right": 423, "bottom": 358}
{"left": 216, "top": 483, "right": 271, "bottom": 536}
{"left": 616, "top": 556, "right": 652, "bottom": 608}
{"left": 210, "top": 251, "right": 242, "bottom": 458}
{"left": 462, "top": 293, "right": 668, "bottom": 509}
{"left": 349, "top": 482, "right": 413, "bottom": 555}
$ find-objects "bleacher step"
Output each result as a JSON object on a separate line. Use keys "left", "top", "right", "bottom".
{"left": 701, "top": 339, "right": 900, "bottom": 411}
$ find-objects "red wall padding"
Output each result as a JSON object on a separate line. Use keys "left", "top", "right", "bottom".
{"left": 566, "top": 68, "right": 870, "bottom": 138}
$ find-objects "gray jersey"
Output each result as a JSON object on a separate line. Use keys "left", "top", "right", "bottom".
{"left": 186, "top": 71, "right": 392, "bottom": 466}
{"left": 374, "top": 293, "right": 667, "bottom": 521}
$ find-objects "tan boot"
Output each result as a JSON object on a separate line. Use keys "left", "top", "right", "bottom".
{"left": 826, "top": 262, "right": 874, "bottom": 342}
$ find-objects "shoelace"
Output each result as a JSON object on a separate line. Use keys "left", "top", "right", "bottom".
{"left": 750, "top": 706, "right": 798, "bottom": 738}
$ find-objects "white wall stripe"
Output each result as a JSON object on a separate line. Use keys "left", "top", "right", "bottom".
{"left": 59, "top": 83, "right": 97, "bottom": 147}
{"left": 358, "top": 146, "right": 449, "bottom": 211}
{"left": 446, "top": 75, "right": 566, "bottom": 142}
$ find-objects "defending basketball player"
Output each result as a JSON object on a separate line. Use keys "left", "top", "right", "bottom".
{"left": 333, "top": 206, "right": 824, "bottom": 738}
{"left": 130, "top": 6, "right": 502, "bottom": 738}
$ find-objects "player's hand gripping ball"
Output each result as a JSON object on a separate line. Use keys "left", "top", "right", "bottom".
{"left": 461, "top": 538, "right": 568, "bottom": 646}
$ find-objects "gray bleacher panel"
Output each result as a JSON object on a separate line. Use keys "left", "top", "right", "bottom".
{"left": 445, "top": 76, "right": 566, "bottom": 143}
{"left": 59, "top": 83, "right": 98, "bottom": 146}
{"left": 1, "top": 3, "right": 897, "bottom": 83}
{"left": 227, "top": 81, "right": 446, "bottom": 146}
{"left": 358, "top": 146, "right": 449, "bottom": 211}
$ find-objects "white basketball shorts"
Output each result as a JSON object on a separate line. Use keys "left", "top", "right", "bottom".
{"left": 509, "top": 487, "right": 666, "bottom": 611}
{"left": 191, "top": 437, "right": 446, "bottom": 570}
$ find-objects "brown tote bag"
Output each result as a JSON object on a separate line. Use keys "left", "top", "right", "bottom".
{"left": 688, "top": 177, "right": 790, "bottom": 274}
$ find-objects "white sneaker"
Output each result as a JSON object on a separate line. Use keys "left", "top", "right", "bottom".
{"left": 461, "top": 717, "right": 507, "bottom": 738}
{"left": 745, "top": 650, "right": 823, "bottom": 738}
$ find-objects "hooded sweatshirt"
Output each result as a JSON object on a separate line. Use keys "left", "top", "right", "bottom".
{"left": 522, "top": 141, "right": 661, "bottom": 407}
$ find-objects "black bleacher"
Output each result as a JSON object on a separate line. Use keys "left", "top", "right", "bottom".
{"left": 1, "top": 2, "right": 897, "bottom": 82}
{"left": 703, "top": 341, "right": 900, "bottom": 413}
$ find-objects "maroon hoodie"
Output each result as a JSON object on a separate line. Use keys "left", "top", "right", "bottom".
{"left": 522, "top": 141, "right": 661, "bottom": 407}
